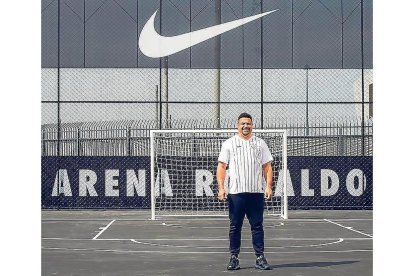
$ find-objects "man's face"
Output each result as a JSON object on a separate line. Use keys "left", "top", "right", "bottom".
{"left": 237, "top": 117, "right": 253, "bottom": 137}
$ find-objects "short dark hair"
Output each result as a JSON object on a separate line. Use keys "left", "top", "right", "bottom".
{"left": 238, "top": 113, "right": 253, "bottom": 122}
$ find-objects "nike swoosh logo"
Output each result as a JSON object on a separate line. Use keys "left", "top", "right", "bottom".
{"left": 139, "top": 9, "right": 278, "bottom": 58}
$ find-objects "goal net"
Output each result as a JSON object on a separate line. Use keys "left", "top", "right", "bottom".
{"left": 150, "top": 129, "right": 288, "bottom": 219}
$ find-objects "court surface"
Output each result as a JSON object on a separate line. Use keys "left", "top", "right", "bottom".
{"left": 42, "top": 210, "right": 372, "bottom": 275}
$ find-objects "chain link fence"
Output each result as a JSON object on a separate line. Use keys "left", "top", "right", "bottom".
{"left": 41, "top": 0, "right": 372, "bottom": 210}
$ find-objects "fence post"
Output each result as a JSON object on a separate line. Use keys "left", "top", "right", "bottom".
{"left": 339, "top": 125, "right": 344, "bottom": 156}
{"left": 76, "top": 128, "right": 80, "bottom": 156}
{"left": 42, "top": 128, "right": 46, "bottom": 156}
{"left": 127, "top": 126, "right": 131, "bottom": 156}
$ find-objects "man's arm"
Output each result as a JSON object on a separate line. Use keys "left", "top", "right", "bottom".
{"left": 262, "top": 162, "right": 273, "bottom": 200}
{"left": 216, "top": 161, "right": 227, "bottom": 201}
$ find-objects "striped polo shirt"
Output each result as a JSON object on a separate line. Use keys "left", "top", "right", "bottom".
{"left": 218, "top": 134, "right": 273, "bottom": 194}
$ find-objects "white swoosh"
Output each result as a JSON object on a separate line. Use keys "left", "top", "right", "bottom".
{"left": 139, "top": 9, "right": 278, "bottom": 58}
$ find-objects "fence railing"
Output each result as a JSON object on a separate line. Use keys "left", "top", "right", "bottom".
{"left": 41, "top": 118, "right": 372, "bottom": 157}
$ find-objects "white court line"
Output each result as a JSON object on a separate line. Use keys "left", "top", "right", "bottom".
{"left": 92, "top": 220, "right": 116, "bottom": 240}
{"left": 324, "top": 219, "right": 373, "bottom": 238}
{"left": 41, "top": 218, "right": 372, "bottom": 222}
{"left": 42, "top": 237, "right": 372, "bottom": 241}
{"left": 125, "top": 237, "right": 370, "bottom": 241}
{"left": 41, "top": 247, "right": 373, "bottom": 254}
{"left": 317, "top": 219, "right": 372, "bottom": 221}
{"left": 130, "top": 238, "right": 344, "bottom": 249}
{"left": 160, "top": 222, "right": 284, "bottom": 229}
{"left": 43, "top": 238, "right": 95, "bottom": 241}
{"left": 42, "top": 219, "right": 122, "bottom": 221}
{"left": 42, "top": 218, "right": 155, "bottom": 221}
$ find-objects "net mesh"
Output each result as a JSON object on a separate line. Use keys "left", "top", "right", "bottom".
{"left": 151, "top": 130, "right": 286, "bottom": 217}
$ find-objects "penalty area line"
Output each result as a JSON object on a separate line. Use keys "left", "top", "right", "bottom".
{"left": 324, "top": 219, "right": 373, "bottom": 238}
{"left": 92, "top": 220, "right": 116, "bottom": 240}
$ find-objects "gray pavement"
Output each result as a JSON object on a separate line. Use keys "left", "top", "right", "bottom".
{"left": 42, "top": 210, "right": 372, "bottom": 276}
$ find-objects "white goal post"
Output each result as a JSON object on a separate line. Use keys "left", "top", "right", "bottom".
{"left": 150, "top": 129, "right": 288, "bottom": 220}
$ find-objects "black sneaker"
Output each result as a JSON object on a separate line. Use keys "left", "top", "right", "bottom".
{"left": 255, "top": 255, "right": 271, "bottom": 270}
{"left": 227, "top": 255, "right": 240, "bottom": 270}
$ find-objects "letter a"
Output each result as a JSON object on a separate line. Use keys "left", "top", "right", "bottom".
{"left": 155, "top": 169, "right": 173, "bottom": 196}
{"left": 52, "top": 169, "right": 72, "bottom": 196}
{"left": 275, "top": 170, "right": 295, "bottom": 196}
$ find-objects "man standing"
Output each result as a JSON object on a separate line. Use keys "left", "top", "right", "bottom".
{"left": 216, "top": 113, "right": 273, "bottom": 270}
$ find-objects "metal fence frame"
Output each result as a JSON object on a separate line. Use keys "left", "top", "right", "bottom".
{"left": 42, "top": 118, "right": 372, "bottom": 157}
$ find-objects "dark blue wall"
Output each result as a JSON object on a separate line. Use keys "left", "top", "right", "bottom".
{"left": 42, "top": 156, "right": 372, "bottom": 209}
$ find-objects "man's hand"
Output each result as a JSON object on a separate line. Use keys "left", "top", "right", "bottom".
{"left": 262, "top": 162, "right": 273, "bottom": 200}
{"left": 264, "top": 186, "right": 272, "bottom": 200}
{"left": 216, "top": 162, "right": 227, "bottom": 201}
{"left": 218, "top": 188, "right": 227, "bottom": 201}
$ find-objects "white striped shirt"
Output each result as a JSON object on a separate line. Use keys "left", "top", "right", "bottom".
{"left": 218, "top": 135, "right": 273, "bottom": 194}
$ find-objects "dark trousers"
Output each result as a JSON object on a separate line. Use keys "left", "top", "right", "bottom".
{"left": 228, "top": 193, "right": 265, "bottom": 256}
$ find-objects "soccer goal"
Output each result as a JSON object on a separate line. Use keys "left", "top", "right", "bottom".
{"left": 150, "top": 129, "right": 288, "bottom": 220}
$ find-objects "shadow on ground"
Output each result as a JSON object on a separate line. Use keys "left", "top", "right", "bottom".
{"left": 238, "top": 260, "right": 358, "bottom": 270}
